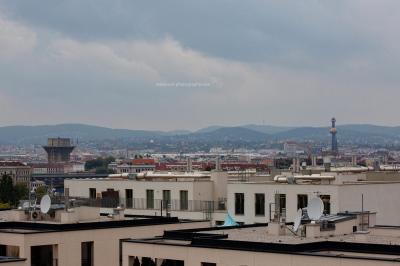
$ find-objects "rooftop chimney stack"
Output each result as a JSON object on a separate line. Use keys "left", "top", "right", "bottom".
{"left": 312, "top": 155, "right": 317, "bottom": 167}
{"left": 352, "top": 155, "right": 357, "bottom": 166}
{"left": 187, "top": 157, "right": 193, "bottom": 172}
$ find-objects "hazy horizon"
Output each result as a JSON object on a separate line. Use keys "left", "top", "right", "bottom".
{"left": 1, "top": 121, "right": 400, "bottom": 133}
{"left": 1, "top": 1, "right": 400, "bottom": 130}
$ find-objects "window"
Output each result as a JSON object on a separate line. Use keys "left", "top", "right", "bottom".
{"left": 235, "top": 193, "right": 245, "bottom": 215}
{"left": 202, "top": 263, "right": 217, "bottom": 266}
{"left": 275, "top": 194, "right": 286, "bottom": 218}
{"left": 180, "top": 190, "right": 188, "bottom": 210}
{"left": 297, "top": 194, "right": 308, "bottom": 210}
{"left": 146, "top": 190, "right": 154, "bottom": 209}
{"left": 89, "top": 188, "right": 96, "bottom": 199}
{"left": 125, "top": 189, "right": 133, "bottom": 208}
{"left": 255, "top": 193, "right": 265, "bottom": 216}
{"left": 31, "top": 245, "right": 54, "bottom": 266}
{"left": 320, "top": 195, "right": 331, "bottom": 215}
{"left": 163, "top": 190, "right": 171, "bottom": 209}
{"left": 81, "top": 242, "right": 93, "bottom": 266}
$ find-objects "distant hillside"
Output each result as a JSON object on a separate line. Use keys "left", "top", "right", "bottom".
{"left": 190, "top": 127, "right": 268, "bottom": 142}
{"left": 0, "top": 123, "right": 400, "bottom": 146}
{"left": 242, "top": 124, "right": 294, "bottom": 134}
{"left": 0, "top": 124, "right": 162, "bottom": 144}
{"left": 195, "top": 125, "right": 224, "bottom": 134}
{"left": 271, "top": 127, "right": 330, "bottom": 141}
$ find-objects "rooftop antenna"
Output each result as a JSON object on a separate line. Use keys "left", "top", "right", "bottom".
{"left": 40, "top": 195, "right": 51, "bottom": 214}
{"left": 308, "top": 197, "right": 324, "bottom": 221}
{"left": 293, "top": 209, "right": 302, "bottom": 232}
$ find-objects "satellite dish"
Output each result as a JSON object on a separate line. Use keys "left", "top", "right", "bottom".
{"left": 308, "top": 197, "right": 324, "bottom": 220}
{"left": 293, "top": 209, "right": 302, "bottom": 232}
{"left": 40, "top": 195, "right": 51, "bottom": 214}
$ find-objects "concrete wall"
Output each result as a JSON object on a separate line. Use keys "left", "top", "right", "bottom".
{"left": 122, "top": 242, "right": 399, "bottom": 266}
{"left": 0, "top": 221, "right": 209, "bottom": 266}
{"left": 338, "top": 183, "right": 400, "bottom": 226}
{"left": 228, "top": 182, "right": 400, "bottom": 226}
{"left": 65, "top": 179, "right": 214, "bottom": 202}
{"left": 228, "top": 183, "right": 339, "bottom": 224}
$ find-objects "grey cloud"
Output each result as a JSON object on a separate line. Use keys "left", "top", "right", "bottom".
{"left": 0, "top": 1, "right": 400, "bottom": 130}
{"left": 0, "top": 1, "right": 382, "bottom": 66}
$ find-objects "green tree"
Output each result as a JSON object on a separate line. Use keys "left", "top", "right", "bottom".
{"left": 85, "top": 156, "right": 115, "bottom": 173}
{"left": 0, "top": 174, "right": 14, "bottom": 204}
{"left": 35, "top": 186, "right": 48, "bottom": 202}
{"left": 14, "top": 183, "right": 29, "bottom": 206}
{"left": 85, "top": 158, "right": 104, "bottom": 171}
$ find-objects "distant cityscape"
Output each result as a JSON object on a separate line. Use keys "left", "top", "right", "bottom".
{"left": 2, "top": 118, "right": 400, "bottom": 265}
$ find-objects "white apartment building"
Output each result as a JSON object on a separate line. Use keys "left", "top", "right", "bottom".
{"left": 0, "top": 206, "right": 208, "bottom": 266}
{"left": 113, "top": 163, "right": 156, "bottom": 174}
{"left": 65, "top": 171, "right": 228, "bottom": 221}
{"left": 228, "top": 172, "right": 400, "bottom": 226}
{"left": 66, "top": 170, "right": 400, "bottom": 226}
{"left": 121, "top": 213, "right": 400, "bottom": 266}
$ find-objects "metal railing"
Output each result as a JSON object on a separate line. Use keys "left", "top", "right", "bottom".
{"left": 122, "top": 198, "right": 227, "bottom": 212}
{"left": 68, "top": 197, "right": 227, "bottom": 212}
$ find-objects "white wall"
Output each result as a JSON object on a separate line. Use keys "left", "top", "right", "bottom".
{"left": 65, "top": 179, "right": 213, "bottom": 202}
{"left": 228, "top": 182, "right": 400, "bottom": 226}
{"left": 0, "top": 221, "right": 209, "bottom": 266}
{"left": 338, "top": 183, "right": 400, "bottom": 226}
{"left": 228, "top": 182, "right": 339, "bottom": 224}
{"left": 123, "top": 242, "right": 397, "bottom": 266}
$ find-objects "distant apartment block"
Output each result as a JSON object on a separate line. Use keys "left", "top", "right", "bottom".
{"left": 0, "top": 161, "right": 32, "bottom": 184}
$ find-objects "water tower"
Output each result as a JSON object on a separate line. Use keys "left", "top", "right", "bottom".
{"left": 43, "top": 138, "right": 75, "bottom": 163}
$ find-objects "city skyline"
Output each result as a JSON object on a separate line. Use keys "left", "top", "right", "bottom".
{"left": 1, "top": 1, "right": 400, "bottom": 130}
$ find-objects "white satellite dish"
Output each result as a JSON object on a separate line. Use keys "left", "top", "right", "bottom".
{"left": 308, "top": 197, "right": 324, "bottom": 220}
{"left": 40, "top": 195, "right": 51, "bottom": 214}
{"left": 293, "top": 209, "right": 302, "bottom": 232}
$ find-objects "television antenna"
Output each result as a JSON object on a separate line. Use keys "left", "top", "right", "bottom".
{"left": 293, "top": 209, "right": 302, "bottom": 232}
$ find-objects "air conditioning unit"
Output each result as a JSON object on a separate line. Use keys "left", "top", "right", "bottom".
{"left": 31, "top": 211, "right": 40, "bottom": 220}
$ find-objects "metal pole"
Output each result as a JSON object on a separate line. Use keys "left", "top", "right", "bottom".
{"left": 361, "top": 194, "right": 364, "bottom": 231}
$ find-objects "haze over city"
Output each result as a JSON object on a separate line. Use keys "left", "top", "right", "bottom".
{"left": 1, "top": 1, "right": 400, "bottom": 130}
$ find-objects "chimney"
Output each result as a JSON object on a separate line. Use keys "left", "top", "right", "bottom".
{"left": 323, "top": 156, "right": 331, "bottom": 172}
{"left": 352, "top": 155, "right": 357, "bottom": 166}
{"left": 215, "top": 156, "right": 221, "bottom": 171}
{"left": 187, "top": 157, "right": 193, "bottom": 172}
{"left": 312, "top": 155, "right": 317, "bottom": 167}
{"left": 292, "top": 157, "right": 300, "bottom": 173}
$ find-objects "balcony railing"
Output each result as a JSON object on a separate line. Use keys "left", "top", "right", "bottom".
{"left": 70, "top": 197, "right": 227, "bottom": 212}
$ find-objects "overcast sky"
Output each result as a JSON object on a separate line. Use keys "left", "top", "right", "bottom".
{"left": 0, "top": 1, "right": 399, "bottom": 130}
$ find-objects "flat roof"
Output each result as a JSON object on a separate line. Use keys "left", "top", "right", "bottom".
{"left": 0, "top": 216, "right": 184, "bottom": 234}
{"left": 228, "top": 180, "right": 400, "bottom": 185}
{"left": 124, "top": 224, "right": 400, "bottom": 262}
